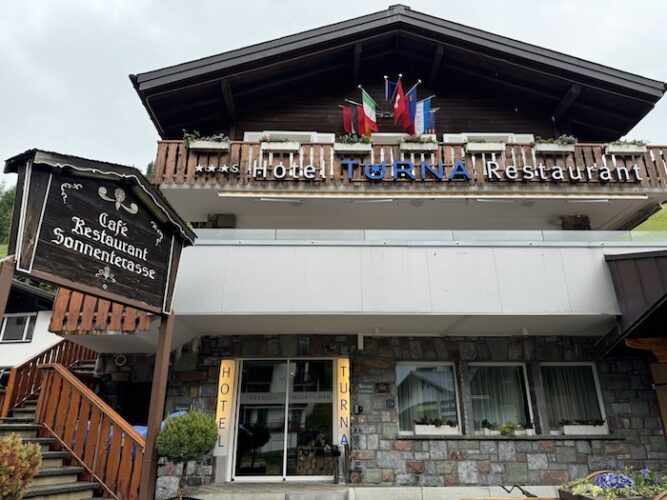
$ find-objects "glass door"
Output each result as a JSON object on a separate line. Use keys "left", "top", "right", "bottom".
{"left": 233, "top": 359, "right": 334, "bottom": 480}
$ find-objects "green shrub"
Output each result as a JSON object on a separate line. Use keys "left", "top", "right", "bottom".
{"left": 157, "top": 411, "right": 217, "bottom": 500}
{"left": 0, "top": 433, "right": 42, "bottom": 500}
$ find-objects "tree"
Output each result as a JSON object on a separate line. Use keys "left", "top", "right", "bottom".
{"left": 156, "top": 411, "right": 217, "bottom": 500}
{"left": 145, "top": 161, "right": 155, "bottom": 183}
{"left": 0, "top": 182, "right": 16, "bottom": 244}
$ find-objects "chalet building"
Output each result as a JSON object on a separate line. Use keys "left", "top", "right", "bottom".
{"left": 124, "top": 3, "right": 667, "bottom": 491}
{"left": 6, "top": 4, "right": 667, "bottom": 499}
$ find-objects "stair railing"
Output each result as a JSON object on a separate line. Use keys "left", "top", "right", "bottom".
{"left": 36, "top": 363, "right": 145, "bottom": 500}
{"left": 0, "top": 339, "right": 97, "bottom": 417}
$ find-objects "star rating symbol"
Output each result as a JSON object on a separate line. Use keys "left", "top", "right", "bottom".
{"left": 207, "top": 165, "right": 217, "bottom": 174}
{"left": 195, "top": 164, "right": 204, "bottom": 174}
{"left": 370, "top": 164, "right": 384, "bottom": 176}
{"left": 218, "top": 164, "right": 229, "bottom": 174}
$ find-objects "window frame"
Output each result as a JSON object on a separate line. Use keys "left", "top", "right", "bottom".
{"left": 0, "top": 313, "right": 37, "bottom": 343}
{"left": 395, "top": 361, "right": 461, "bottom": 436}
{"left": 468, "top": 361, "right": 534, "bottom": 431}
{"left": 540, "top": 361, "right": 607, "bottom": 431}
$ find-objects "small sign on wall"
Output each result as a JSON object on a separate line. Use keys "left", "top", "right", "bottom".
{"left": 335, "top": 358, "right": 350, "bottom": 447}
{"left": 214, "top": 359, "right": 237, "bottom": 457}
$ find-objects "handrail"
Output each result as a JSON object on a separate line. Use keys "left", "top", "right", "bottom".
{"left": 36, "top": 363, "right": 145, "bottom": 500}
{"left": 0, "top": 339, "right": 97, "bottom": 417}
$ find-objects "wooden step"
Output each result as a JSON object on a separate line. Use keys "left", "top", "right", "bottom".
{"left": 41, "top": 450, "right": 70, "bottom": 468}
{"left": 24, "top": 481, "right": 98, "bottom": 500}
{"left": 32, "top": 466, "right": 85, "bottom": 487}
{"left": 0, "top": 423, "right": 41, "bottom": 437}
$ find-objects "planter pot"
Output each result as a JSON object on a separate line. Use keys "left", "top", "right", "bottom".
{"left": 558, "top": 489, "right": 653, "bottom": 500}
{"left": 333, "top": 142, "right": 372, "bottom": 154}
{"left": 534, "top": 143, "right": 575, "bottom": 153}
{"left": 400, "top": 142, "right": 439, "bottom": 152}
{"left": 260, "top": 141, "right": 301, "bottom": 153}
{"left": 605, "top": 144, "right": 647, "bottom": 155}
{"left": 483, "top": 428, "right": 501, "bottom": 436}
{"left": 414, "top": 424, "right": 459, "bottom": 436}
{"left": 525, "top": 429, "right": 535, "bottom": 436}
{"left": 513, "top": 429, "right": 527, "bottom": 437}
{"left": 188, "top": 140, "right": 230, "bottom": 152}
{"left": 562, "top": 424, "right": 607, "bottom": 435}
{"left": 465, "top": 142, "right": 506, "bottom": 153}
{"left": 549, "top": 429, "right": 563, "bottom": 436}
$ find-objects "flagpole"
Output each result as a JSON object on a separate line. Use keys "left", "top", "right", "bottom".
{"left": 344, "top": 98, "right": 363, "bottom": 106}
{"left": 406, "top": 79, "right": 422, "bottom": 95}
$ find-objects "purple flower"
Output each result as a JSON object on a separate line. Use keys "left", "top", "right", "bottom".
{"left": 640, "top": 468, "right": 651, "bottom": 480}
{"left": 594, "top": 473, "right": 635, "bottom": 490}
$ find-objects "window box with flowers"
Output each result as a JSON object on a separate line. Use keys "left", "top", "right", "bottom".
{"left": 560, "top": 419, "right": 607, "bottom": 436}
{"left": 183, "top": 131, "right": 230, "bottom": 152}
{"left": 333, "top": 135, "right": 372, "bottom": 154}
{"left": 400, "top": 135, "right": 439, "bottom": 152}
{"left": 605, "top": 140, "right": 647, "bottom": 155}
{"left": 533, "top": 135, "right": 577, "bottom": 153}
{"left": 413, "top": 417, "right": 459, "bottom": 436}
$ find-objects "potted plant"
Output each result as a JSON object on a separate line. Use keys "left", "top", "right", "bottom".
{"left": 260, "top": 135, "right": 301, "bottom": 153}
{"left": 413, "top": 416, "right": 459, "bottom": 435}
{"left": 400, "top": 135, "right": 439, "bottom": 152}
{"left": 465, "top": 138, "right": 506, "bottom": 153}
{"left": 481, "top": 419, "right": 500, "bottom": 436}
{"left": 533, "top": 134, "right": 577, "bottom": 153}
{"left": 156, "top": 410, "right": 218, "bottom": 500}
{"left": 523, "top": 421, "right": 535, "bottom": 437}
{"left": 605, "top": 139, "right": 647, "bottom": 155}
{"left": 559, "top": 468, "right": 667, "bottom": 500}
{"left": 513, "top": 423, "right": 527, "bottom": 437}
{"left": 560, "top": 418, "right": 607, "bottom": 436}
{"left": 0, "top": 433, "right": 42, "bottom": 500}
{"left": 183, "top": 130, "right": 230, "bottom": 151}
{"left": 333, "top": 134, "right": 372, "bottom": 154}
{"left": 499, "top": 421, "right": 516, "bottom": 436}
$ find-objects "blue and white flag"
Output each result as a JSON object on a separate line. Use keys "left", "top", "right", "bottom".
{"left": 385, "top": 79, "right": 396, "bottom": 101}
{"left": 414, "top": 97, "right": 432, "bottom": 135}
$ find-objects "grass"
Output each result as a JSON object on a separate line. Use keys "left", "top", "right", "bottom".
{"left": 0, "top": 244, "right": 6, "bottom": 257}
{"left": 633, "top": 206, "right": 667, "bottom": 232}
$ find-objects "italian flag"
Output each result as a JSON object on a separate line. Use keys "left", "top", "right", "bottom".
{"left": 361, "top": 89, "right": 378, "bottom": 136}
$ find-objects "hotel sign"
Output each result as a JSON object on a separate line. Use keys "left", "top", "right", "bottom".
{"left": 335, "top": 358, "right": 350, "bottom": 447}
{"left": 8, "top": 155, "right": 189, "bottom": 314}
{"left": 215, "top": 360, "right": 237, "bottom": 458}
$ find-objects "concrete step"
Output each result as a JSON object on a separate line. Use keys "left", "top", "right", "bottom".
{"left": 32, "top": 466, "right": 85, "bottom": 487}
{"left": 1, "top": 416, "right": 37, "bottom": 424}
{"left": 14, "top": 407, "right": 38, "bottom": 417}
{"left": 24, "top": 481, "right": 98, "bottom": 500}
{"left": 23, "top": 437, "right": 58, "bottom": 452}
{"left": 0, "top": 423, "right": 41, "bottom": 437}
{"left": 41, "top": 451, "right": 70, "bottom": 468}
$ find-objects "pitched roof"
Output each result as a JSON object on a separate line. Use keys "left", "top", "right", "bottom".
{"left": 131, "top": 4, "right": 666, "bottom": 139}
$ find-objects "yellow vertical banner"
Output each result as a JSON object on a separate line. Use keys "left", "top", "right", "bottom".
{"left": 336, "top": 358, "right": 350, "bottom": 447}
{"left": 214, "top": 359, "right": 237, "bottom": 457}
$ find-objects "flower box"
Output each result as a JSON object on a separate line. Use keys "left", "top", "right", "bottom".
{"left": 400, "top": 142, "right": 439, "bottom": 152}
{"left": 561, "top": 424, "right": 607, "bottom": 435}
{"left": 465, "top": 142, "right": 506, "bottom": 153}
{"left": 483, "top": 428, "right": 501, "bottom": 436}
{"left": 513, "top": 429, "right": 527, "bottom": 437}
{"left": 549, "top": 429, "right": 563, "bottom": 436}
{"left": 333, "top": 142, "right": 372, "bottom": 154}
{"left": 605, "top": 144, "right": 647, "bottom": 155}
{"left": 414, "top": 424, "right": 459, "bottom": 436}
{"left": 260, "top": 141, "right": 300, "bottom": 153}
{"left": 533, "top": 143, "right": 575, "bottom": 153}
{"left": 188, "top": 140, "right": 230, "bottom": 152}
{"left": 525, "top": 428, "right": 535, "bottom": 437}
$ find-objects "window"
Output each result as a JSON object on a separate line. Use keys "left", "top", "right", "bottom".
{"left": 469, "top": 363, "right": 532, "bottom": 430}
{"left": 396, "top": 363, "right": 459, "bottom": 432}
{"left": 541, "top": 363, "right": 605, "bottom": 428}
{"left": 0, "top": 314, "right": 36, "bottom": 343}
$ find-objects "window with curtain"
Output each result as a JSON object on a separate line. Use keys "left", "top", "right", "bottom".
{"left": 396, "top": 364, "right": 458, "bottom": 431}
{"left": 0, "top": 314, "right": 35, "bottom": 343}
{"left": 470, "top": 364, "right": 531, "bottom": 429}
{"left": 541, "top": 364, "right": 603, "bottom": 428}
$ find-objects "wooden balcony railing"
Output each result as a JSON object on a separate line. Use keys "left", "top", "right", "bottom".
{"left": 0, "top": 339, "right": 97, "bottom": 417}
{"left": 154, "top": 140, "right": 667, "bottom": 190}
{"left": 36, "top": 364, "right": 145, "bottom": 500}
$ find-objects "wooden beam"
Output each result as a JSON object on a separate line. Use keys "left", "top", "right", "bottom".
{"left": 220, "top": 80, "right": 236, "bottom": 121}
{"left": 626, "top": 338, "right": 667, "bottom": 362}
{"left": 352, "top": 43, "right": 362, "bottom": 85}
{"left": 0, "top": 255, "right": 16, "bottom": 327}
{"left": 552, "top": 84, "right": 581, "bottom": 121}
{"left": 428, "top": 45, "right": 444, "bottom": 86}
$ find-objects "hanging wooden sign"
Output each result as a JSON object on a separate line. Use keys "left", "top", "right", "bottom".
{"left": 5, "top": 149, "right": 196, "bottom": 314}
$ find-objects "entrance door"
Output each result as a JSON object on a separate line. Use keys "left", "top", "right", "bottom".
{"left": 234, "top": 360, "right": 334, "bottom": 480}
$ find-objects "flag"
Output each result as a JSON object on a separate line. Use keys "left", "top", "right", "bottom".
{"left": 392, "top": 81, "right": 411, "bottom": 130}
{"left": 427, "top": 107, "right": 438, "bottom": 135}
{"left": 361, "top": 89, "right": 378, "bottom": 136}
{"left": 406, "top": 85, "right": 418, "bottom": 135}
{"left": 342, "top": 105, "right": 365, "bottom": 136}
{"left": 414, "top": 98, "right": 431, "bottom": 136}
{"left": 385, "top": 79, "right": 396, "bottom": 101}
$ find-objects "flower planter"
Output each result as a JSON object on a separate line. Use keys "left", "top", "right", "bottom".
{"left": 400, "top": 142, "right": 439, "bottom": 152}
{"left": 513, "top": 429, "right": 527, "bottom": 437}
{"left": 533, "top": 143, "right": 575, "bottom": 153}
{"left": 605, "top": 144, "right": 647, "bottom": 155}
{"left": 465, "top": 142, "right": 506, "bottom": 153}
{"left": 561, "top": 424, "right": 607, "bottom": 435}
{"left": 188, "top": 140, "right": 230, "bottom": 152}
{"left": 483, "top": 428, "right": 501, "bottom": 436}
{"left": 333, "top": 142, "right": 372, "bottom": 155}
{"left": 549, "top": 429, "right": 563, "bottom": 436}
{"left": 414, "top": 424, "right": 459, "bottom": 436}
{"left": 260, "top": 141, "right": 301, "bottom": 153}
{"left": 558, "top": 488, "right": 652, "bottom": 500}
{"left": 525, "top": 428, "right": 535, "bottom": 436}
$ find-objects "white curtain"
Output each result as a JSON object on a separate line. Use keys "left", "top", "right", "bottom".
{"left": 470, "top": 365, "right": 528, "bottom": 428}
{"left": 396, "top": 365, "right": 457, "bottom": 431}
{"left": 542, "top": 365, "right": 601, "bottom": 427}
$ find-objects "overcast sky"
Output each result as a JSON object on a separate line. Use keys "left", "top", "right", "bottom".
{"left": 2, "top": 0, "right": 666, "bottom": 186}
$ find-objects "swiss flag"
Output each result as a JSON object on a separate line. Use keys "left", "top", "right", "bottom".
{"left": 392, "top": 81, "right": 411, "bottom": 130}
